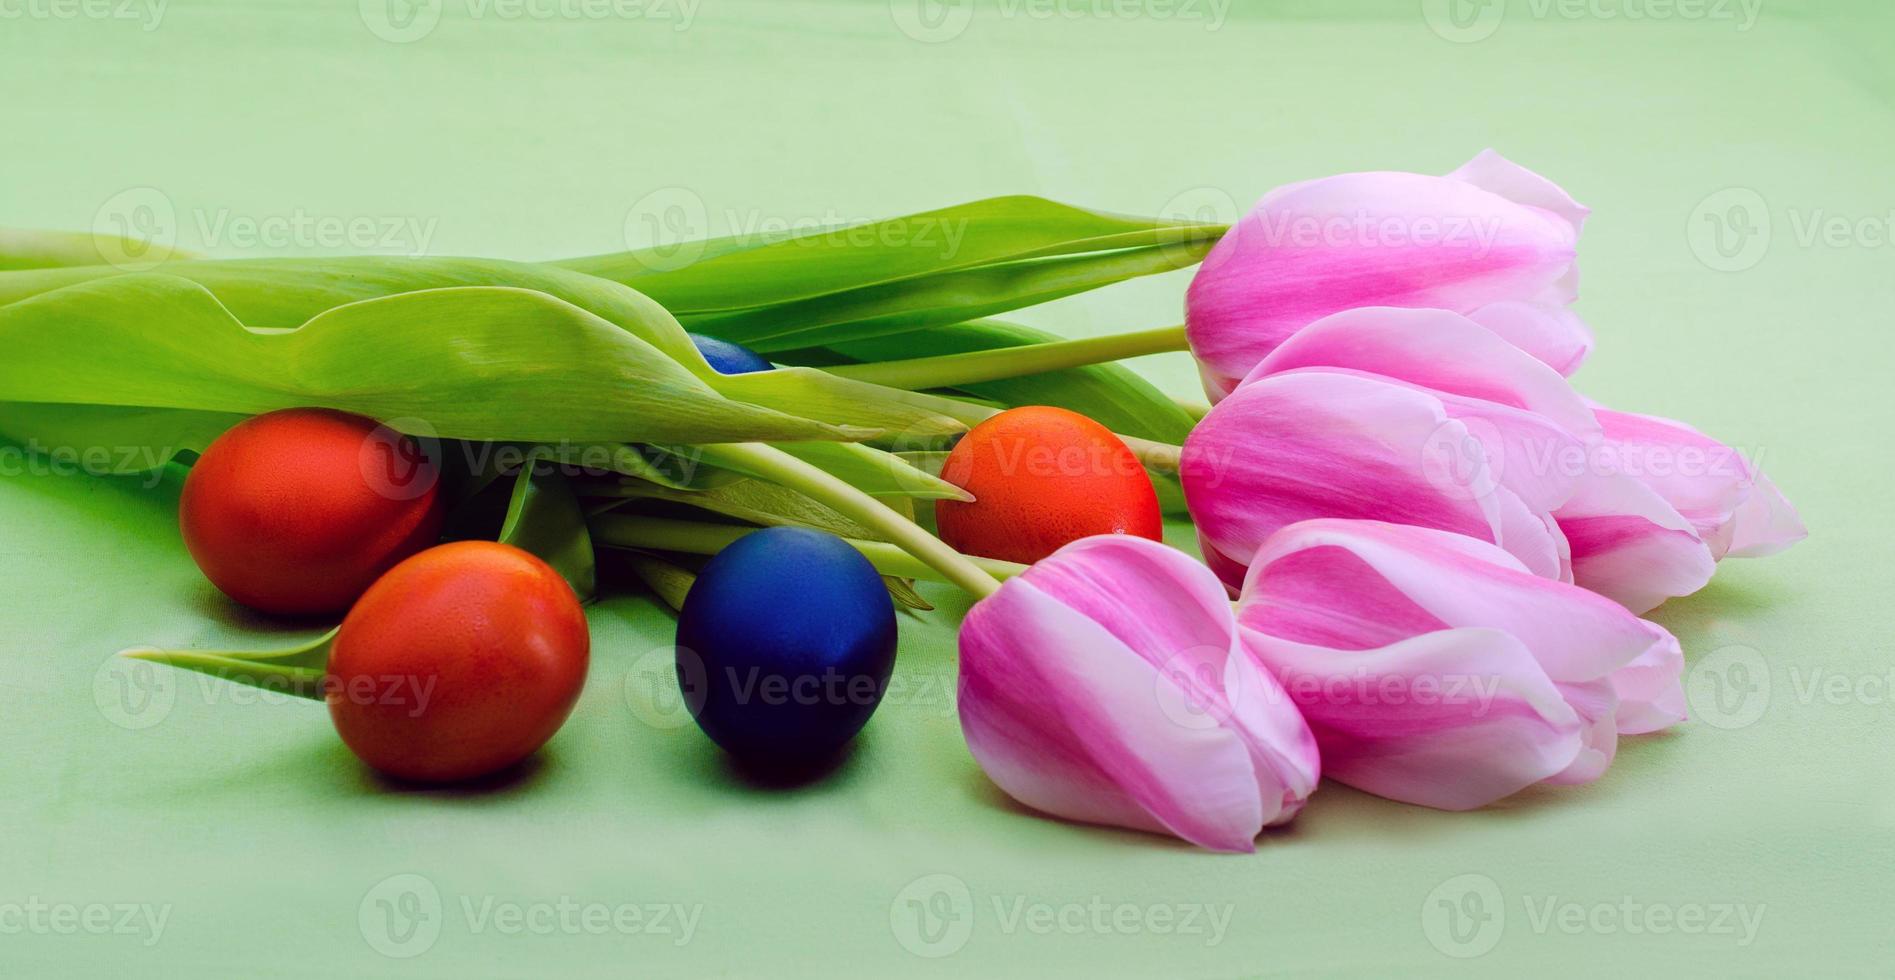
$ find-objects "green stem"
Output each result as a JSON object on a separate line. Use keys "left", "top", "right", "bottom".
{"left": 696, "top": 442, "right": 1006, "bottom": 598}
{"left": 820, "top": 324, "right": 1190, "bottom": 390}
{"left": 592, "top": 515, "right": 1025, "bottom": 588}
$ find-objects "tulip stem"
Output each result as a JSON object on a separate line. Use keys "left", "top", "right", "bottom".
{"left": 820, "top": 324, "right": 1190, "bottom": 390}
{"left": 591, "top": 514, "right": 1027, "bottom": 588}
{"left": 695, "top": 442, "right": 1007, "bottom": 598}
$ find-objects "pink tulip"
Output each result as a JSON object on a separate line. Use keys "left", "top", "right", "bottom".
{"left": 957, "top": 535, "right": 1320, "bottom": 852}
{"left": 1556, "top": 405, "right": 1806, "bottom": 612}
{"left": 1186, "top": 150, "right": 1592, "bottom": 400}
{"left": 1235, "top": 519, "right": 1685, "bottom": 810}
{"left": 1182, "top": 306, "right": 1597, "bottom": 589}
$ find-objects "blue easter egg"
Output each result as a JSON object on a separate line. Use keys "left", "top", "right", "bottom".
{"left": 675, "top": 526, "right": 897, "bottom": 768}
{"left": 688, "top": 332, "right": 775, "bottom": 375}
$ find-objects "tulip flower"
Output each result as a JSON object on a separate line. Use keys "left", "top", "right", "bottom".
{"left": 1556, "top": 405, "right": 1805, "bottom": 612}
{"left": 957, "top": 535, "right": 1320, "bottom": 852}
{"left": 1185, "top": 150, "right": 1592, "bottom": 399}
{"left": 1182, "top": 306, "right": 1598, "bottom": 588}
{"left": 1235, "top": 519, "right": 1685, "bottom": 810}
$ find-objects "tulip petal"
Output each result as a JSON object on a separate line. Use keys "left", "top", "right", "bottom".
{"left": 960, "top": 580, "right": 1265, "bottom": 851}
{"left": 1186, "top": 155, "right": 1584, "bottom": 397}
{"left": 1239, "top": 520, "right": 1682, "bottom": 701}
{"left": 1556, "top": 471, "right": 1716, "bottom": 614}
{"left": 1250, "top": 307, "right": 1599, "bottom": 439}
{"left": 1468, "top": 300, "right": 1593, "bottom": 377}
{"left": 1182, "top": 370, "right": 1552, "bottom": 585}
{"left": 1242, "top": 627, "right": 1583, "bottom": 810}
{"left": 1724, "top": 469, "right": 1808, "bottom": 558}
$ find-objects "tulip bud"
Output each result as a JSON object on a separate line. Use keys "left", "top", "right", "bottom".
{"left": 1182, "top": 307, "right": 1598, "bottom": 589}
{"left": 1186, "top": 150, "right": 1592, "bottom": 400}
{"left": 957, "top": 535, "right": 1319, "bottom": 852}
{"left": 1556, "top": 404, "right": 1805, "bottom": 612}
{"left": 1236, "top": 519, "right": 1685, "bottom": 810}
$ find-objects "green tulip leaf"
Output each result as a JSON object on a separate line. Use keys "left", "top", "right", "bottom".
{"left": 557, "top": 195, "right": 1224, "bottom": 314}
{"left": 499, "top": 452, "right": 597, "bottom": 600}
{"left": 119, "top": 629, "right": 336, "bottom": 704}
{"left": 0, "top": 273, "right": 864, "bottom": 446}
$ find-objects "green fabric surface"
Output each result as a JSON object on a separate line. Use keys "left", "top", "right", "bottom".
{"left": 1, "top": 0, "right": 1889, "bottom": 974}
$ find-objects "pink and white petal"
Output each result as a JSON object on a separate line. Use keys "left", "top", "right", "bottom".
{"left": 1542, "top": 677, "right": 1619, "bottom": 786}
{"left": 1446, "top": 149, "right": 1592, "bottom": 236}
{"left": 1240, "top": 519, "right": 1672, "bottom": 687}
{"left": 1222, "top": 650, "right": 1322, "bottom": 825}
{"left": 1609, "top": 631, "right": 1687, "bottom": 734}
{"left": 1467, "top": 300, "right": 1593, "bottom": 377}
{"left": 1592, "top": 407, "right": 1752, "bottom": 548}
{"left": 1182, "top": 371, "right": 1512, "bottom": 573}
{"left": 1724, "top": 470, "right": 1808, "bottom": 558}
{"left": 1490, "top": 479, "right": 1573, "bottom": 582}
{"left": 1241, "top": 627, "right": 1584, "bottom": 810}
{"left": 1252, "top": 307, "right": 1599, "bottom": 438}
{"left": 1186, "top": 169, "right": 1580, "bottom": 399}
{"left": 1025, "top": 534, "right": 1321, "bottom": 824}
{"left": 959, "top": 581, "right": 1265, "bottom": 852}
{"left": 1556, "top": 472, "right": 1716, "bottom": 614}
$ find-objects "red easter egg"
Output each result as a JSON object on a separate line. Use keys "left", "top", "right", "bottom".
{"left": 327, "top": 541, "right": 590, "bottom": 783}
{"left": 935, "top": 406, "right": 1163, "bottom": 564}
{"left": 179, "top": 408, "right": 442, "bottom": 616}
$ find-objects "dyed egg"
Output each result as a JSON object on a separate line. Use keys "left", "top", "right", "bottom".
{"left": 675, "top": 526, "right": 897, "bottom": 768}
{"left": 179, "top": 408, "right": 443, "bottom": 616}
{"left": 328, "top": 541, "right": 590, "bottom": 783}
{"left": 935, "top": 405, "right": 1162, "bottom": 564}
{"left": 688, "top": 332, "right": 774, "bottom": 375}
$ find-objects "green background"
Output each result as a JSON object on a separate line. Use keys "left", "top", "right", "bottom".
{"left": 2, "top": 0, "right": 1889, "bottom": 974}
